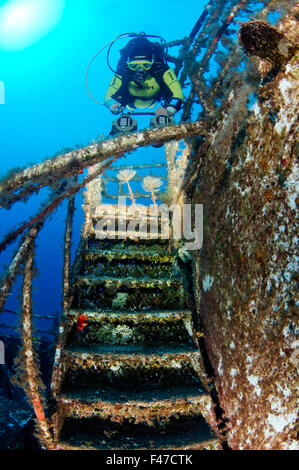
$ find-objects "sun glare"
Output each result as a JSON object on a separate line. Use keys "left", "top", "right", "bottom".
{"left": 0, "top": 0, "right": 65, "bottom": 50}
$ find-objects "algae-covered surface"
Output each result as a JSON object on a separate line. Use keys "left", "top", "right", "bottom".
{"left": 188, "top": 3, "right": 299, "bottom": 450}
{"left": 60, "top": 415, "right": 218, "bottom": 450}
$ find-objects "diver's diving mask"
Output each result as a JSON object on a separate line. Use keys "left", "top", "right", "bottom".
{"left": 127, "top": 59, "right": 153, "bottom": 71}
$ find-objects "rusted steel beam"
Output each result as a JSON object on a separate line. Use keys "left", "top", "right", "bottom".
{"left": 0, "top": 155, "right": 119, "bottom": 253}
{"left": 0, "top": 323, "right": 55, "bottom": 336}
{"left": 184, "top": 0, "right": 250, "bottom": 115}
{"left": 0, "top": 222, "right": 43, "bottom": 313}
{"left": 189, "top": 0, "right": 214, "bottom": 43}
{"left": 164, "top": 53, "right": 183, "bottom": 65}
{"left": 165, "top": 39, "right": 188, "bottom": 48}
{"left": 102, "top": 191, "right": 152, "bottom": 200}
{"left": 181, "top": 88, "right": 196, "bottom": 122}
{"left": 103, "top": 174, "right": 167, "bottom": 183}
{"left": 21, "top": 240, "right": 56, "bottom": 449}
{"left": 63, "top": 193, "right": 75, "bottom": 311}
{"left": 110, "top": 163, "right": 167, "bottom": 170}
{"left": 0, "top": 309, "right": 56, "bottom": 320}
{"left": 174, "top": 0, "right": 215, "bottom": 78}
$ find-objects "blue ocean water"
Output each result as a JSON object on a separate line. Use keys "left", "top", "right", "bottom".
{"left": 0, "top": 0, "right": 207, "bottom": 338}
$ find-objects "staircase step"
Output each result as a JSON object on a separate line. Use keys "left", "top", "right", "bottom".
{"left": 59, "top": 415, "right": 220, "bottom": 450}
{"left": 81, "top": 248, "right": 176, "bottom": 261}
{"left": 51, "top": 229, "right": 217, "bottom": 450}
{"left": 74, "top": 275, "right": 184, "bottom": 285}
{"left": 72, "top": 276, "right": 187, "bottom": 310}
{"left": 66, "top": 310, "right": 194, "bottom": 348}
{"left": 92, "top": 217, "right": 169, "bottom": 236}
{"left": 92, "top": 230, "right": 170, "bottom": 240}
{"left": 92, "top": 204, "right": 170, "bottom": 228}
{"left": 93, "top": 204, "right": 165, "bottom": 218}
{"left": 57, "top": 385, "right": 212, "bottom": 425}
{"left": 87, "top": 237, "right": 170, "bottom": 252}
{"left": 59, "top": 438, "right": 221, "bottom": 450}
{"left": 60, "top": 345, "right": 204, "bottom": 392}
{"left": 68, "top": 308, "right": 193, "bottom": 322}
{"left": 60, "top": 344, "right": 202, "bottom": 377}
{"left": 61, "top": 383, "right": 207, "bottom": 403}
{"left": 64, "top": 343, "right": 199, "bottom": 357}
{"left": 80, "top": 251, "right": 177, "bottom": 278}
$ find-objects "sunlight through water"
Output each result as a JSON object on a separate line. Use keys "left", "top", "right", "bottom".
{"left": 0, "top": 0, "right": 65, "bottom": 50}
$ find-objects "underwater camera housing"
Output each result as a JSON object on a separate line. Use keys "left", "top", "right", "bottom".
{"left": 110, "top": 113, "right": 138, "bottom": 136}
{"left": 150, "top": 112, "right": 174, "bottom": 148}
{"left": 109, "top": 111, "right": 173, "bottom": 146}
{"left": 150, "top": 114, "right": 174, "bottom": 129}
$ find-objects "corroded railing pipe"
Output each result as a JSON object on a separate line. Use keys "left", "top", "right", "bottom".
{"left": 0, "top": 121, "right": 206, "bottom": 209}
{"left": 0, "top": 308, "right": 56, "bottom": 320}
{"left": 21, "top": 239, "right": 56, "bottom": 450}
{"left": 63, "top": 193, "right": 75, "bottom": 311}
{"left": 0, "top": 155, "right": 119, "bottom": 254}
{"left": 179, "top": 0, "right": 257, "bottom": 118}
{"left": 0, "top": 323, "right": 55, "bottom": 337}
{"left": 0, "top": 222, "right": 44, "bottom": 313}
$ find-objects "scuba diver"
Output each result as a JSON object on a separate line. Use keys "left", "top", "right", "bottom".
{"left": 104, "top": 33, "right": 184, "bottom": 136}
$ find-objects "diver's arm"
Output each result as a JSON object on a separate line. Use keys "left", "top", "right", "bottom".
{"left": 162, "top": 68, "right": 184, "bottom": 114}
{"left": 104, "top": 74, "right": 124, "bottom": 114}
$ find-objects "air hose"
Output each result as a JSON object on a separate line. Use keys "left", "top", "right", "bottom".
{"left": 85, "top": 34, "right": 132, "bottom": 106}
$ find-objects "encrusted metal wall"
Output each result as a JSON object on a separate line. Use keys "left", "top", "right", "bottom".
{"left": 191, "top": 6, "right": 298, "bottom": 449}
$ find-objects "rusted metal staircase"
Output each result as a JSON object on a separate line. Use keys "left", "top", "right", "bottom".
{"left": 50, "top": 205, "right": 221, "bottom": 450}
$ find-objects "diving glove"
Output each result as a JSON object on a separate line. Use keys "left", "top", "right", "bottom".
{"left": 164, "top": 97, "right": 182, "bottom": 116}
{"left": 166, "top": 106, "right": 176, "bottom": 116}
{"left": 105, "top": 99, "right": 124, "bottom": 115}
{"left": 110, "top": 103, "right": 124, "bottom": 115}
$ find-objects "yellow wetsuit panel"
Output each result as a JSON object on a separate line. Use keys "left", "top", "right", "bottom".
{"left": 127, "top": 99, "right": 156, "bottom": 109}
{"left": 128, "top": 76, "right": 160, "bottom": 98}
{"left": 104, "top": 69, "right": 183, "bottom": 110}
{"left": 163, "top": 68, "right": 184, "bottom": 101}
{"left": 127, "top": 76, "right": 160, "bottom": 109}
{"left": 104, "top": 75, "right": 122, "bottom": 103}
